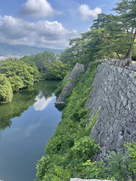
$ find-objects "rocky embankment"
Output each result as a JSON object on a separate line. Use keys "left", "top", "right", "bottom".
{"left": 56, "top": 60, "right": 136, "bottom": 161}
{"left": 55, "top": 60, "right": 136, "bottom": 181}
{"left": 55, "top": 62, "right": 85, "bottom": 106}
{"left": 86, "top": 61, "right": 136, "bottom": 160}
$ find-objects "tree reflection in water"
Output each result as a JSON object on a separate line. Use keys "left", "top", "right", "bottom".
{"left": 0, "top": 80, "right": 60, "bottom": 136}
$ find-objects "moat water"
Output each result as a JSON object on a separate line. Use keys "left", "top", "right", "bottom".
{"left": 0, "top": 81, "right": 61, "bottom": 181}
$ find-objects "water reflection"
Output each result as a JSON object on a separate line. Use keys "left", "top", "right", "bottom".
{"left": 0, "top": 81, "right": 60, "bottom": 134}
{"left": 33, "top": 92, "right": 54, "bottom": 111}
{"left": 0, "top": 80, "right": 61, "bottom": 181}
{"left": 25, "top": 120, "right": 43, "bottom": 138}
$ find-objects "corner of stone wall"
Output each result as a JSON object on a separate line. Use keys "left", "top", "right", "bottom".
{"left": 55, "top": 62, "right": 85, "bottom": 107}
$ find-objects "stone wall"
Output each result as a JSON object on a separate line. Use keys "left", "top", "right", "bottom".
{"left": 55, "top": 62, "right": 84, "bottom": 106}
{"left": 102, "top": 59, "right": 136, "bottom": 71}
{"left": 86, "top": 62, "right": 136, "bottom": 160}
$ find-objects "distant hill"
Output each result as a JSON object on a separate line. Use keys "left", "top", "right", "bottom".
{"left": 0, "top": 43, "right": 63, "bottom": 57}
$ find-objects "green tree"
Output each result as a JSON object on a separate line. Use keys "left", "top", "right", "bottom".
{"left": 106, "top": 151, "right": 130, "bottom": 181}
{"left": 33, "top": 50, "right": 56, "bottom": 73}
{"left": 91, "top": 0, "right": 136, "bottom": 60}
{"left": 20, "top": 55, "right": 41, "bottom": 82}
{"left": 0, "top": 58, "right": 40, "bottom": 91}
{"left": 91, "top": 13, "right": 130, "bottom": 60}
{"left": 58, "top": 47, "right": 75, "bottom": 64}
{"left": 45, "top": 60, "right": 68, "bottom": 80}
{"left": 0, "top": 74, "right": 13, "bottom": 103}
{"left": 112, "top": 0, "right": 136, "bottom": 60}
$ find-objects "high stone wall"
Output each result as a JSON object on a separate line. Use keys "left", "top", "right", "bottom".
{"left": 86, "top": 62, "right": 136, "bottom": 160}
{"left": 55, "top": 62, "right": 85, "bottom": 106}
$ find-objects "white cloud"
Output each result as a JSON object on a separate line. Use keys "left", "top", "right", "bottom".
{"left": 0, "top": 15, "right": 78, "bottom": 49}
{"left": 77, "top": 4, "right": 102, "bottom": 21}
{"left": 0, "top": 16, "right": 30, "bottom": 39}
{"left": 18, "top": 0, "right": 62, "bottom": 18}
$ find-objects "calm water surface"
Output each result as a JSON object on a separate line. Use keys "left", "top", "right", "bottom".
{"left": 0, "top": 81, "right": 61, "bottom": 181}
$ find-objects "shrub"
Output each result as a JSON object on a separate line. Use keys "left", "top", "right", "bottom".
{"left": 70, "top": 136, "right": 100, "bottom": 162}
{"left": 124, "top": 142, "right": 136, "bottom": 174}
{"left": 106, "top": 151, "right": 130, "bottom": 181}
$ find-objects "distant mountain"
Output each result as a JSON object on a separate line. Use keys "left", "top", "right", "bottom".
{"left": 0, "top": 43, "right": 63, "bottom": 57}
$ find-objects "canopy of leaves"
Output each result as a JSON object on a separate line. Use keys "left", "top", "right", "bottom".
{"left": 0, "top": 74, "right": 13, "bottom": 103}
{"left": 45, "top": 60, "right": 69, "bottom": 80}
{"left": 30, "top": 50, "right": 57, "bottom": 73}
{"left": 59, "top": 0, "right": 136, "bottom": 64}
{"left": 0, "top": 57, "right": 41, "bottom": 91}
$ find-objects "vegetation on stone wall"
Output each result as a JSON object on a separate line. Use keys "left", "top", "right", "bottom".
{"left": 35, "top": 62, "right": 136, "bottom": 181}
{"left": 35, "top": 61, "right": 102, "bottom": 181}
{"left": 34, "top": 0, "right": 136, "bottom": 178}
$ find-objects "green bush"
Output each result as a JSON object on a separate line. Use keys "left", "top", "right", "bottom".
{"left": 106, "top": 151, "right": 130, "bottom": 181}
{"left": 45, "top": 134, "right": 74, "bottom": 155}
{"left": 124, "top": 142, "right": 136, "bottom": 175}
{"left": 45, "top": 60, "right": 69, "bottom": 80}
{"left": 81, "top": 160, "right": 106, "bottom": 179}
{"left": 36, "top": 156, "right": 51, "bottom": 180}
{"left": 70, "top": 136, "right": 100, "bottom": 162}
{"left": 43, "top": 166, "right": 70, "bottom": 181}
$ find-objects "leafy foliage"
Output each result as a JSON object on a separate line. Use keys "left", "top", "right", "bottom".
{"left": 59, "top": 0, "right": 136, "bottom": 63}
{"left": 31, "top": 50, "right": 56, "bottom": 72}
{"left": 0, "top": 74, "right": 13, "bottom": 103}
{"left": 35, "top": 61, "right": 101, "bottom": 181}
{"left": 0, "top": 58, "right": 41, "bottom": 91}
{"left": 81, "top": 160, "right": 106, "bottom": 179}
{"left": 45, "top": 60, "right": 69, "bottom": 80}
{"left": 124, "top": 142, "right": 136, "bottom": 174}
{"left": 106, "top": 151, "right": 130, "bottom": 181}
{"left": 70, "top": 136, "right": 100, "bottom": 162}
{"left": 0, "top": 50, "right": 66, "bottom": 103}
{"left": 34, "top": 0, "right": 136, "bottom": 179}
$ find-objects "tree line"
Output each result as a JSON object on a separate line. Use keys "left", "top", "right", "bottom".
{"left": 59, "top": 0, "right": 136, "bottom": 69}
{"left": 0, "top": 50, "right": 68, "bottom": 103}
{"left": 1, "top": 0, "right": 136, "bottom": 103}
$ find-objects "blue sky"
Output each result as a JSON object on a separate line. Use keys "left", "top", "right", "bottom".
{"left": 0, "top": 0, "right": 118, "bottom": 49}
